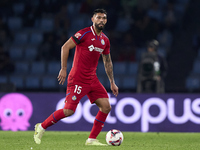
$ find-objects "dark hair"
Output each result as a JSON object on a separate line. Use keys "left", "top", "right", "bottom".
{"left": 93, "top": 9, "right": 107, "bottom": 16}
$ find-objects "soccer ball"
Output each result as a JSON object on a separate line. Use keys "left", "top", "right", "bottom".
{"left": 106, "top": 129, "right": 124, "bottom": 146}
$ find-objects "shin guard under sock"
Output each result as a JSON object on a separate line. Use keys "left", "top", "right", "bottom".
{"left": 89, "top": 111, "right": 108, "bottom": 139}
{"left": 41, "top": 109, "right": 66, "bottom": 129}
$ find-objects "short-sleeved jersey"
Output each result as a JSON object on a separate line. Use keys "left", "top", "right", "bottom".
{"left": 69, "top": 26, "right": 110, "bottom": 83}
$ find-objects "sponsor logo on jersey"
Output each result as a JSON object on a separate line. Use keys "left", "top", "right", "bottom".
{"left": 75, "top": 33, "right": 81, "bottom": 38}
{"left": 88, "top": 45, "right": 95, "bottom": 51}
{"left": 72, "top": 95, "right": 77, "bottom": 101}
{"left": 91, "top": 38, "right": 95, "bottom": 41}
{"left": 88, "top": 45, "right": 104, "bottom": 53}
{"left": 101, "top": 39, "right": 105, "bottom": 45}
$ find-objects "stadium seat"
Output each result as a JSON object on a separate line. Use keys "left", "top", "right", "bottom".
{"left": 192, "top": 60, "right": 200, "bottom": 74}
{"left": 9, "top": 75, "right": 24, "bottom": 88}
{"left": 157, "top": 47, "right": 167, "bottom": 58}
{"left": 0, "top": 75, "right": 8, "bottom": 83}
{"left": 103, "top": 77, "right": 110, "bottom": 90}
{"left": 0, "top": 83, "right": 16, "bottom": 92}
{"left": 29, "top": 32, "right": 43, "bottom": 45}
{"left": 174, "top": 3, "right": 185, "bottom": 16}
{"left": 41, "top": 76, "right": 57, "bottom": 89}
{"left": 15, "top": 61, "right": 29, "bottom": 74}
{"left": 12, "top": 3, "right": 25, "bottom": 15}
{"left": 47, "top": 61, "right": 60, "bottom": 75}
{"left": 115, "top": 17, "right": 130, "bottom": 33}
{"left": 113, "top": 62, "right": 127, "bottom": 75}
{"left": 67, "top": 61, "right": 72, "bottom": 74}
{"left": 196, "top": 50, "right": 200, "bottom": 60}
{"left": 58, "top": 79, "right": 67, "bottom": 89}
{"left": 40, "top": 18, "right": 54, "bottom": 31}
{"left": 7, "top": 17, "right": 22, "bottom": 30}
{"left": 114, "top": 76, "right": 122, "bottom": 89}
{"left": 97, "top": 62, "right": 105, "bottom": 75}
{"left": 185, "top": 75, "right": 200, "bottom": 91}
{"left": 135, "top": 47, "right": 146, "bottom": 61}
{"left": 14, "top": 32, "right": 29, "bottom": 45}
{"left": 122, "top": 76, "right": 136, "bottom": 89}
{"left": 70, "top": 15, "right": 86, "bottom": 31}
{"left": 24, "top": 46, "right": 38, "bottom": 61}
{"left": 67, "top": 2, "right": 81, "bottom": 17}
{"left": 98, "top": 75, "right": 105, "bottom": 85}
{"left": 30, "top": 61, "right": 46, "bottom": 75}
{"left": 103, "top": 75, "right": 121, "bottom": 90}
{"left": 9, "top": 46, "right": 24, "bottom": 61}
{"left": 157, "top": 29, "right": 173, "bottom": 49}
{"left": 157, "top": 0, "right": 168, "bottom": 8}
{"left": 25, "top": 76, "right": 40, "bottom": 89}
{"left": 127, "top": 62, "right": 138, "bottom": 75}
{"left": 176, "top": 0, "right": 189, "bottom": 4}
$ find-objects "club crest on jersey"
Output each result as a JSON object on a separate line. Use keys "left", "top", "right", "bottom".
{"left": 75, "top": 33, "right": 81, "bottom": 38}
{"left": 101, "top": 39, "right": 105, "bottom": 45}
{"left": 72, "top": 95, "right": 77, "bottom": 101}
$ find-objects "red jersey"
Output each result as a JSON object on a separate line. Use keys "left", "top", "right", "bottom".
{"left": 69, "top": 26, "right": 110, "bottom": 83}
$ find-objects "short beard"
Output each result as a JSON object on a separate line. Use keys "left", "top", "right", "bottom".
{"left": 95, "top": 23, "right": 105, "bottom": 31}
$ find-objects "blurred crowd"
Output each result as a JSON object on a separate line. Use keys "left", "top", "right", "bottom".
{"left": 0, "top": 0, "right": 188, "bottom": 60}
{"left": 0, "top": 0, "right": 190, "bottom": 91}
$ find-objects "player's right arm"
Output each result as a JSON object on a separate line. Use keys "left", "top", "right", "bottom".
{"left": 57, "top": 38, "right": 76, "bottom": 85}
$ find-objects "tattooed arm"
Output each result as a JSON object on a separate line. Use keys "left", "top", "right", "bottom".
{"left": 102, "top": 54, "right": 114, "bottom": 83}
{"left": 102, "top": 54, "right": 119, "bottom": 96}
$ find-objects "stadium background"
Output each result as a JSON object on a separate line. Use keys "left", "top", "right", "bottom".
{"left": 1, "top": 0, "right": 200, "bottom": 132}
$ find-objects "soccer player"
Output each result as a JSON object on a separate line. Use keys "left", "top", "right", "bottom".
{"left": 34, "top": 8, "right": 118, "bottom": 146}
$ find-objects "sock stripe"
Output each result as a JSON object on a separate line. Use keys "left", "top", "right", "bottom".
{"left": 95, "top": 118, "right": 104, "bottom": 124}
{"left": 66, "top": 92, "right": 70, "bottom": 96}
{"left": 52, "top": 113, "right": 58, "bottom": 122}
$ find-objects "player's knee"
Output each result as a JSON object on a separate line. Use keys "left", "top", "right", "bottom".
{"left": 108, "top": 105, "right": 112, "bottom": 112}
{"left": 103, "top": 105, "right": 111, "bottom": 114}
{"left": 63, "top": 109, "right": 74, "bottom": 117}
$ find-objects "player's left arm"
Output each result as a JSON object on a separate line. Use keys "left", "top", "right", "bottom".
{"left": 102, "top": 54, "right": 118, "bottom": 96}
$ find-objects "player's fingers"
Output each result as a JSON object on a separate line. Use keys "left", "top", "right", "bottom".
{"left": 59, "top": 79, "right": 63, "bottom": 85}
{"left": 57, "top": 75, "right": 62, "bottom": 81}
{"left": 61, "top": 78, "right": 66, "bottom": 85}
{"left": 58, "top": 76, "right": 65, "bottom": 85}
{"left": 58, "top": 77, "right": 62, "bottom": 83}
{"left": 58, "top": 77, "right": 61, "bottom": 84}
{"left": 114, "top": 89, "right": 118, "bottom": 96}
{"left": 113, "top": 90, "right": 118, "bottom": 97}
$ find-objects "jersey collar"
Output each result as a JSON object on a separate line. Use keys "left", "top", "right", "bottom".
{"left": 90, "top": 26, "right": 102, "bottom": 37}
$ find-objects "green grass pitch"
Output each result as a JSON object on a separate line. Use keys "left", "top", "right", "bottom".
{"left": 1, "top": 131, "right": 200, "bottom": 150}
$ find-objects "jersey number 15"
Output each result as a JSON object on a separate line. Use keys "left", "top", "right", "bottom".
{"left": 74, "top": 85, "right": 82, "bottom": 94}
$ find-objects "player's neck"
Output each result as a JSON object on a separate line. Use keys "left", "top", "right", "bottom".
{"left": 93, "top": 25, "right": 102, "bottom": 36}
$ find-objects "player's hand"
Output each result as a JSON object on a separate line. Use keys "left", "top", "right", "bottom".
{"left": 111, "top": 82, "right": 118, "bottom": 97}
{"left": 57, "top": 68, "right": 67, "bottom": 85}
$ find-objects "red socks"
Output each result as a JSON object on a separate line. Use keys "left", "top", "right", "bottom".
{"left": 89, "top": 111, "right": 108, "bottom": 139}
{"left": 41, "top": 109, "right": 66, "bottom": 129}
{"left": 41, "top": 109, "right": 108, "bottom": 138}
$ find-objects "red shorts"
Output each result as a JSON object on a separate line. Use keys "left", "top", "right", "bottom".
{"left": 64, "top": 76, "right": 108, "bottom": 112}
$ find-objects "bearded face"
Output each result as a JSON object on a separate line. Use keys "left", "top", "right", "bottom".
{"left": 92, "top": 13, "right": 107, "bottom": 31}
{"left": 94, "top": 22, "right": 105, "bottom": 30}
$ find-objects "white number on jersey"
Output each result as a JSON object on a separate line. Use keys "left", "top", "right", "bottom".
{"left": 74, "top": 85, "right": 82, "bottom": 94}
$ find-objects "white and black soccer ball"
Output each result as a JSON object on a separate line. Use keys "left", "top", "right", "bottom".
{"left": 106, "top": 129, "right": 124, "bottom": 146}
